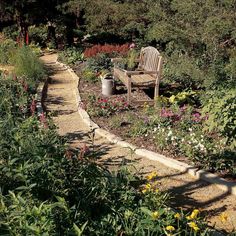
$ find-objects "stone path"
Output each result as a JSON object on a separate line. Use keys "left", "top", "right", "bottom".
{"left": 41, "top": 53, "right": 236, "bottom": 233}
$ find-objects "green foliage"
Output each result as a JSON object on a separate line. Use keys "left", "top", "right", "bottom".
{"left": 202, "top": 89, "right": 236, "bottom": 147}
{"left": 28, "top": 24, "right": 48, "bottom": 47}
{"left": 2, "top": 25, "right": 19, "bottom": 40}
{"left": 126, "top": 49, "right": 139, "bottom": 70}
{"left": 58, "top": 47, "right": 84, "bottom": 65}
{"left": 11, "top": 46, "right": 45, "bottom": 84}
{"left": 80, "top": 68, "right": 98, "bottom": 83}
{"left": 0, "top": 38, "right": 17, "bottom": 64}
{"left": 29, "top": 43, "right": 43, "bottom": 57}
{"left": 86, "top": 53, "right": 112, "bottom": 71}
{"left": 0, "top": 192, "right": 58, "bottom": 235}
{"left": 169, "top": 91, "right": 197, "bottom": 106}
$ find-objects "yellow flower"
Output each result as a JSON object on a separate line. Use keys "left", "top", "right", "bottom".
{"left": 166, "top": 225, "right": 175, "bottom": 231}
{"left": 146, "top": 171, "right": 158, "bottom": 180}
{"left": 190, "top": 209, "right": 199, "bottom": 219}
{"left": 220, "top": 212, "right": 228, "bottom": 223}
{"left": 187, "top": 209, "right": 199, "bottom": 220}
{"left": 188, "top": 222, "right": 200, "bottom": 231}
{"left": 142, "top": 189, "right": 147, "bottom": 194}
{"left": 152, "top": 211, "right": 159, "bottom": 220}
{"left": 145, "top": 183, "right": 151, "bottom": 189}
{"left": 169, "top": 95, "right": 175, "bottom": 103}
{"left": 174, "top": 213, "right": 181, "bottom": 219}
{"left": 155, "top": 188, "right": 159, "bottom": 193}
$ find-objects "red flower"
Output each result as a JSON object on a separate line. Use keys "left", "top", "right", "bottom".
{"left": 30, "top": 99, "right": 36, "bottom": 115}
{"left": 39, "top": 112, "right": 48, "bottom": 128}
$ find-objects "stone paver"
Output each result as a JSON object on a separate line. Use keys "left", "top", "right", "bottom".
{"left": 41, "top": 53, "right": 236, "bottom": 233}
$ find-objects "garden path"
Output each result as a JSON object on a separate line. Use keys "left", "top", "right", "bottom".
{"left": 41, "top": 53, "right": 236, "bottom": 233}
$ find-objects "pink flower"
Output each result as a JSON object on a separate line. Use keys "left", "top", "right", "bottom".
{"left": 180, "top": 105, "right": 187, "bottom": 112}
{"left": 129, "top": 43, "right": 136, "bottom": 49}
{"left": 192, "top": 112, "right": 202, "bottom": 122}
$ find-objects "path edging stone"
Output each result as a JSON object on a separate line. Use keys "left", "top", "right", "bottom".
{"left": 55, "top": 60, "right": 236, "bottom": 196}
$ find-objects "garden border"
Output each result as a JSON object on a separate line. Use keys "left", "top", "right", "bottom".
{"left": 53, "top": 60, "right": 236, "bottom": 196}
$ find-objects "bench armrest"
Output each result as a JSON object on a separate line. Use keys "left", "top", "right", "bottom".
{"left": 111, "top": 58, "right": 140, "bottom": 63}
{"left": 125, "top": 70, "right": 157, "bottom": 76}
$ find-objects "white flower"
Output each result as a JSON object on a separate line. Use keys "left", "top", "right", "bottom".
{"left": 153, "top": 127, "right": 157, "bottom": 132}
{"left": 189, "top": 128, "right": 193, "bottom": 132}
{"left": 167, "top": 131, "right": 173, "bottom": 137}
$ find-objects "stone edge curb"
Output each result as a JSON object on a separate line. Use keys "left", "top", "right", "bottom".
{"left": 54, "top": 60, "right": 236, "bottom": 196}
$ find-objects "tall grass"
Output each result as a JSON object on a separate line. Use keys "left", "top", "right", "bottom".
{"left": 0, "top": 39, "right": 16, "bottom": 64}
{"left": 11, "top": 46, "right": 45, "bottom": 84}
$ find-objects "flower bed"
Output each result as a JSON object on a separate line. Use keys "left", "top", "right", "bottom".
{"left": 79, "top": 78, "right": 236, "bottom": 180}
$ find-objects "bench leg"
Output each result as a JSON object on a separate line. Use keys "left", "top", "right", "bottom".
{"left": 154, "top": 80, "right": 159, "bottom": 98}
{"left": 127, "top": 77, "right": 131, "bottom": 104}
{"left": 154, "top": 80, "right": 160, "bottom": 107}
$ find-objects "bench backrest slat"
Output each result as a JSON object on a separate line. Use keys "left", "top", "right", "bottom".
{"left": 138, "top": 46, "right": 161, "bottom": 72}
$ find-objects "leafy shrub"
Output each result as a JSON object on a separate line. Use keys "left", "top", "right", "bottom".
{"left": 11, "top": 46, "right": 45, "bottom": 84}
{"left": 115, "top": 49, "right": 140, "bottom": 70}
{"left": 0, "top": 192, "right": 58, "bottom": 235}
{"left": 29, "top": 43, "right": 43, "bottom": 57}
{"left": 86, "top": 53, "right": 113, "bottom": 71}
{"left": 28, "top": 24, "right": 48, "bottom": 47}
{"left": 202, "top": 89, "right": 236, "bottom": 148}
{"left": 58, "top": 47, "right": 84, "bottom": 65}
{"left": 2, "top": 25, "right": 19, "bottom": 40}
{"left": 80, "top": 68, "right": 99, "bottom": 83}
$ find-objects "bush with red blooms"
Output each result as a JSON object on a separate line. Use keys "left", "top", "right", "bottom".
{"left": 84, "top": 44, "right": 130, "bottom": 58}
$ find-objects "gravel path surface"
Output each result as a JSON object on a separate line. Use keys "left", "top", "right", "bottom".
{"left": 41, "top": 53, "right": 236, "bottom": 233}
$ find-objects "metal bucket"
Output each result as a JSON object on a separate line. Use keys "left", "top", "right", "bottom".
{"left": 102, "top": 76, "right": 115, "bottom": 96}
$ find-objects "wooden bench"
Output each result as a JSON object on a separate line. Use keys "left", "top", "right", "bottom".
{"left": 112, "top": 46, "right": 163, "bottom": 104}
